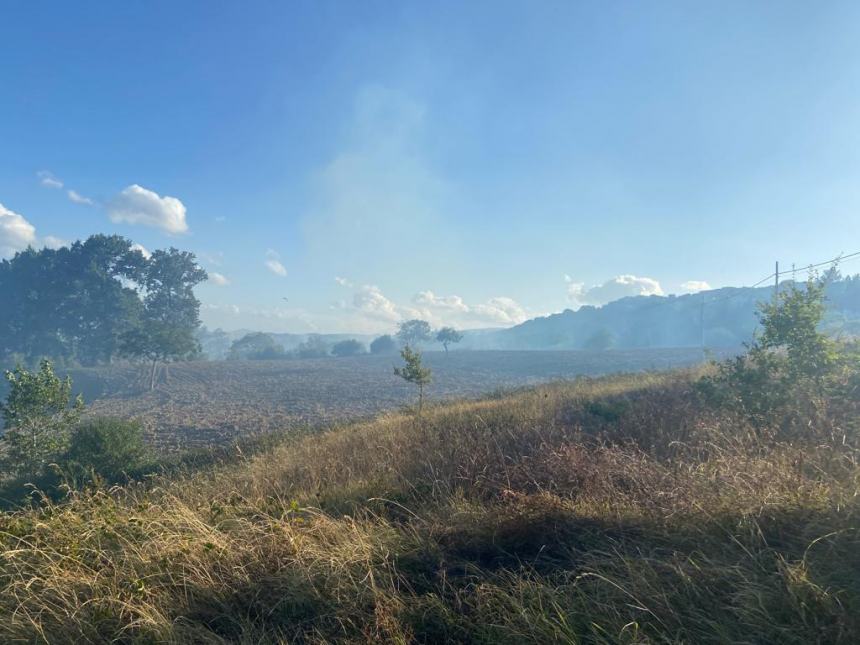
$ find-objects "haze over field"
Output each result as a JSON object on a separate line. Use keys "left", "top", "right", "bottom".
{"left": 2, "top": 4, "right": 860, "bottom": 643}
{"left": 3, "top": 2, "right": 860, "bottom": 336}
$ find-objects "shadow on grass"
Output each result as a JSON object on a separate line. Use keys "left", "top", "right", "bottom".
{"left": 174, "top": 496, "right": 860, "bottom": 644}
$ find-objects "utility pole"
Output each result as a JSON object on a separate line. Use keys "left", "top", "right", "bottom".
{"left": 774, "top": 261, "right": 779, "bottom": 300}
{"left": 700, "top": 292, "right": 705, "bottom": 362}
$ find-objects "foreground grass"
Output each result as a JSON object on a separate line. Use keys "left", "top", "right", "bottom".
{"left": 1, "top": 371, "right": 858, "bottom": 643}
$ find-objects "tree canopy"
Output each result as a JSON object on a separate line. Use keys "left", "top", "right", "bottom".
{"left": 227, "top": 333, "right": 285, "bottom": 360}
{"left": 331, "top": 339, "right": 366, "bottom": 357}
{"left": 0, "top": 236, "right": 206, "bottom": 369}
{"left": 397, "top": 320, "right": 432, "bottom": 347}
{"left": 436, "top": 327, "right": 463, "bottom": 353}
{"left": 370, "top": 335, "right": 398, "bottom": 355}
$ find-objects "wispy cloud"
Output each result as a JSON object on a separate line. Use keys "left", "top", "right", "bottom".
{"left": 680, "top": 280, "right": 711, "bottom": 293}
{"left": 208, "top": 272, "right": 230, "bottom": 286}
{"left": 67, "top": 189, "right": 94, "bottom": 205}
{"left": 42, "top": 235, "right": 69, "bottom": 249}
{"left": 199, "top": 251, "right": 224, "bottom": 267}
{"left": 130, "top": 243, "right": 151, "bottom": 259}
{"left": 302, "top": 85, "right": 459, "bottom": 278}
{"left": 264, "top": 249, "right": 287, "bottom": 277}
{"left": 37, "top": 171, "right": 63, "bottom": 189}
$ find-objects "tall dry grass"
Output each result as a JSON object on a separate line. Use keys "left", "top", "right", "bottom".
{"left": 0, "top": 370, "right": 858, "bottom": 643}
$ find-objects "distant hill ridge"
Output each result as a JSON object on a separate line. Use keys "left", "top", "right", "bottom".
{"left": 485, "top": 275, "right": 860, "bottom": 351}
{"left": 201, "top": 276, "right": 860, "bottom": 355}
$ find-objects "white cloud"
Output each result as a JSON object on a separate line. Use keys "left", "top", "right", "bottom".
{"left": 200, "top": 282, "right": 529, "bottom": 335}
{"left": 0, "top": 202, "right": 38, "bottom": 258}
{"left": 265, "top": 259, "right": 287, "bottom": 277}
{"left": 67, "top": 189, "right": 94, "bottom": 205}
{"left": 107, "top": 184, "right": 188, "bottom": 234}
{"left": 353, "top": 285, "right": 407, "bottom": 323}
{"left": 414, "top": 290, "right": 528, "bottom": 326}
{"left": 214, "top": 216, "right": 226, "bottom": 223}
{"left": 335, "top": 276, "right": 354, "bottom": 288}
{"left": 680, "top": 280, "right": 711, "bottom": 293}
{"left": 199, "top": 251, "right": 224, "bottom": 266}
{"left": 470, "top": 297, "right": 529, "bottom": 325}
{"left": 37, "top": 171, "right": 63, "bottom": 189}
{"left": 130, "top": 243, "right": 151, "bottom": 259}
{"left": 341, "top": 284, "right": 527, "bottom": 331}
{"left": 42, "top": 235, "right": 69, "bottom": 250}
{"left": 566, "top": 274, "right": 664, "bottom": 307}
{"left": 208, "top": 272, "right": 230, "bottom": 286}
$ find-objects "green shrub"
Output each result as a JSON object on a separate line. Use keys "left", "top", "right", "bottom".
{"left": 698, "top": 277, "right": 856, "bottom": 438}
{"left": 0, "top": 360, "right": 84, "bottom": 479}
{"left": 331, "top": 339, "right": 366, "bottom": 357}
{"left": 62, "top": 417, "right": 152, "bottom": 486}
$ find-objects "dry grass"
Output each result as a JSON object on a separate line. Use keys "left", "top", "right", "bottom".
{"left": 0, "top": 370, "right": 858, "bottom": 643}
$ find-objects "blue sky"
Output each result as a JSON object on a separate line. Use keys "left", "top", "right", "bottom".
{"left": 2, "top": 1, "right": 860, "bottom": 333}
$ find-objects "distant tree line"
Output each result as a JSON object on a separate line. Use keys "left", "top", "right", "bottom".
{"left": 0, "top": 235, "right": 207, "bottom": 378}
{"left": 225, "top": 321, "right": 464, "bottom": 362}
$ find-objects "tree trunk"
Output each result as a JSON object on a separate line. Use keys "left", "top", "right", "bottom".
{"left": 150, "top": 359, "right": 158, "bottom": 390}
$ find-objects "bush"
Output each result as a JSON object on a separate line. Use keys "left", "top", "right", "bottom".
{"left": 227, "top": 333, "right": 285, "bottom": 360}
{"left": 62, "top": 417, "right": 151, "bottom": 485}
{"left": 331, "top": 339, "right": 365, "bottom": 357}
{"left": 295, "top": 335, "right": 330, "bottom": 359}
{"left": 370, "top": 335, "right": 397, "bottom": 354}
{"left": 697, "top": 277, "right": 853, "bottom": 438}
{"left": 0, "top": 360, "right": 84, "bottom": 479}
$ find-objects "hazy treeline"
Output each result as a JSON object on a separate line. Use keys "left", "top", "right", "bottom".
{"left": 0, "top": 235, "right": 207, "bottom": 368}
{"left": 495, "top": 273, "right": 860, "bottom": 350}
{"left": 203, "top": 275, "right": 860, "bottom": 359}
{"left": 210, "top": 320, "right": 460, "bottom": 361}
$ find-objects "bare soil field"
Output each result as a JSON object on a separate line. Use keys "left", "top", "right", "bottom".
{"left": 66, "top": 348, "right": 729, "bottom": 450}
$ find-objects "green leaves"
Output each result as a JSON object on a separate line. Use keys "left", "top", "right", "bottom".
{"left": 394, "top": 345, "right": 432, "bottom": 415}
{"left": 394, "top": 345, "right": 432, "bottom": 387}
{"left": 698, "top": 276, "right": 851, "bottom": 437}
{"left": 435, "top": 327, "right": 463, "bottom": 353}
{"left": 1, "top": 360, "right": 84, "bottom": 479}
{"left": 397, "top": 320, "right": 433, "bottom": 347}
{"left": 757, "top": 278, "right": 837, "bottom": 380}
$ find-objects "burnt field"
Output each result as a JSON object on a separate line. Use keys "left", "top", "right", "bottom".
{"left": 65, "top": 348, "right": 729, "bottom": 451}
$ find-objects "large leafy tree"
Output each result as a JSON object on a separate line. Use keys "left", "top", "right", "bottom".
{"left": 122, "top": 248, "right": 207, "bottom": 388}
{"left": 58, "top": 236, "right": 147, "bottom": 365}
{"left": 397, "top": 319, "right": 432, "bottom": 347}
{"left": 0, "top": 235, "right": 147, "bottom": 366}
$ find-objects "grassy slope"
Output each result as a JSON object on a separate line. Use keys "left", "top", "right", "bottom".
{"left": 0, "top": 371, "right": 858, "bottom": 643}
